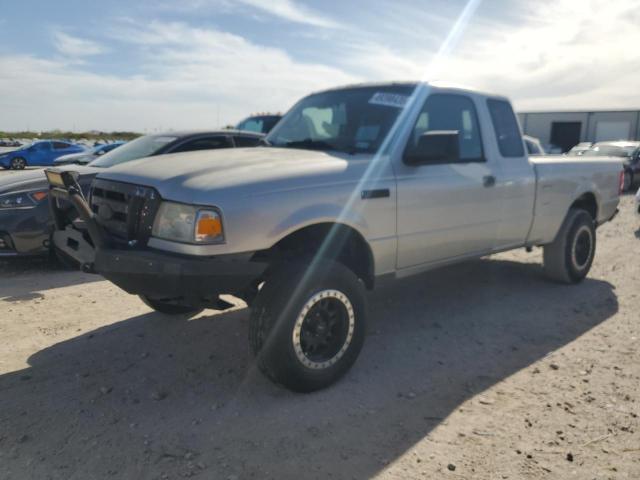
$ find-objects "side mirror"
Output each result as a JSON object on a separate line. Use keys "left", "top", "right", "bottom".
{"left": 96, "top": 150, "right": 106, "bottom": 156}
{"left": 405, "top": 130, "right": 460, "bottom": 165}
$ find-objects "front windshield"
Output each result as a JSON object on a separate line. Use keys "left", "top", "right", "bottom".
{"left": 89, "top": 135, "right": 176, "bottom": 168}
{"left": 266, "top": 85, "right": 416, "bottom": 154}
{"left": 582, "top": 144, "right": 636, "bottom": 157}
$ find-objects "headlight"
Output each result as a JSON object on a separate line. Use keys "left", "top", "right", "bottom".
{"left": 152, "top": 202, "right": 224, "bottom": 244}
{"left": 0, "top": 190, "right": 48, "bottom": 209}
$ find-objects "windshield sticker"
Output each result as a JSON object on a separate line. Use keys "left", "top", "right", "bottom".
{"left": 369, "top": 92, "right": 410, "bottom": 109}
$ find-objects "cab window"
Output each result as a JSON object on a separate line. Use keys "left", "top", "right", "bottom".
{"left": 405, "top": 94, "right": 484, "bottom": 163}
{"left": 487, "top": 99, "right": 525, "bottom": 157}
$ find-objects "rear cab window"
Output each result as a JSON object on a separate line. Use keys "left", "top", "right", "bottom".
{"left": 487, "top": 99, "right": 525, "bottom": 157}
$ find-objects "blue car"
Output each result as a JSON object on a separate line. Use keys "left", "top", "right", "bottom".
{"left": 0, "top": 140, "right": 86, "bottom": 170}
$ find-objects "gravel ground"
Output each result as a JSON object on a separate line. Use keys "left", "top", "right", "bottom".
{"left": 0, "top": 195, "right": 638, "bottom": 480}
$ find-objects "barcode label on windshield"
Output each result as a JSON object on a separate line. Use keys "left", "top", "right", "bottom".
{"left": 369, "top": 92, "right": 409, "bottom": 108}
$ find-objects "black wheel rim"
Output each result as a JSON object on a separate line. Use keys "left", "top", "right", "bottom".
{"left": 572, "top": 226, "right": 592, "bottom": 269}
{"left": 293, "top": 290, "right": 355, "bottom": 370}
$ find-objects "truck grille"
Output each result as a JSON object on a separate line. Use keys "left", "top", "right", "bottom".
{"left": 90, "top": 179, "right": 161, "bottom": 247}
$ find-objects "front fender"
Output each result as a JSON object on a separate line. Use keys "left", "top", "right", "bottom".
{"left": 267, "top": 203, "right": 370, "bottom": 245}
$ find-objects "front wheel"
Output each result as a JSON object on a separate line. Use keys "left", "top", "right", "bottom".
{"left": 543, "top": 209, "right": 596, "bottom": 284}
{"left": 139, "top": 295, "right": 203, "bottom": 317}
{"left": 249, "top": 261, "right": 367, "bottom": 392}
{"left": 10, "top": 157, "right": 26, "bottom": 170}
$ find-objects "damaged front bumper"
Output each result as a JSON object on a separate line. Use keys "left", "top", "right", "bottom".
{"left": 45, "top": 169, "right": 267, "bottom": 306}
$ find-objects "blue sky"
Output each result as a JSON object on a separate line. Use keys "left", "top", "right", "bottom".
{"left": 0, "top": 0, "right": 639, "bottom": 132}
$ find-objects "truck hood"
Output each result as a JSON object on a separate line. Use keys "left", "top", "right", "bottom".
{"left": 0, "top": 165, "right": 102, "bottom": 194}
{"left": 96, "top": 147, "right": 376, "bottom": 204}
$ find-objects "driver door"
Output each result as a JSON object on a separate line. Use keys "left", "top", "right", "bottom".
{"left": 395, "top": 93, "right": 503, "bottom": 270}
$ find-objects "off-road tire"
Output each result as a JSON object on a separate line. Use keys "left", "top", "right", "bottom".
{"left": 543, "top": 208, "right": 596, "bottom": 284}
{"left": 139, "top": 295, "right": 203, "bottom": 317}
{"left": 249, "top": 260, "right": 366, "bottom": 392}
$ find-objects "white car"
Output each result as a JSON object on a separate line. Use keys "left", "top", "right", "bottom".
{"left": 523, "top": 135, "right": 545, "bottom": 156}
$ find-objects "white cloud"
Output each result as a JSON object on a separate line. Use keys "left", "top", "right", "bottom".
{"left": 53, "top": 31, "right": 107, "bottom": 58}
{"left": 0, "top": 21, "right": 357, "bottom": 131}
{"left": 157, "top": 0, "right": 341, "bottom": 28}
{"left": 340, "top": 0, "right": 640, "bottom": 111}
{"left": 235, "top": 0, "right": 342, "bottom": 28}
{"left": 2, "top": 0, "right": 639, "bottom": 133}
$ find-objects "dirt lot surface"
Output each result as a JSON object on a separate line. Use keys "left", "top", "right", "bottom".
{"left": 1, "top": 196, "right": 639, "bottom": 480}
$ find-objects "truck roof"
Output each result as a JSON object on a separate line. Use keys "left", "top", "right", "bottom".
{"left": 312, "top": 81, "right": 507, "bottom": 101}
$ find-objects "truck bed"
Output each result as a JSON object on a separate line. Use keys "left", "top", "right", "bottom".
{"left": 527, "top": 155, "right": 622, "bottom": 245}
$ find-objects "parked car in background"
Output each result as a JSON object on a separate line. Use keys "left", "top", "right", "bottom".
{"left": 54, "top": 141, "right": 126, "bottom": 166}
{"left": 0, "top": 139, "right": 22, "bottom": 147}
{"left": 524, "top": 135, "right": 545, "bottom": 156}
{"left": 542, "top": 143, "right": 563, "bottom": 154}
{"left": 582, "top": 141, "right": 640, "bottom": 191}
{"left": 635, "top": 186, "right": 640, "bottom": 218}
{"left": 0, "top": 140, "right": 86, "bottom": 170}
{"left": 236, "top": 114, "right": 282, "bottom": 134}
{"left": 49, "top": 82, "right": 622, "bottom": 392}
{"left": 0, "top": 130, "right": 263, "bottom": 257}
{"left": 567, "top": 142, "right": 593, "bottom": 156}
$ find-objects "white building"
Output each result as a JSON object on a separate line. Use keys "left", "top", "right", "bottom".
{"left": 517, "top": 110, "right": 640, "bottom": 153}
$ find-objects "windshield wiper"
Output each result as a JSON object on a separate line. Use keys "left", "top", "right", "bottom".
{"left": 340, "top": 145, "right": 367, "bottom": 156}
{"left": 259, "top": 138, "right": 272, "bottom": 147}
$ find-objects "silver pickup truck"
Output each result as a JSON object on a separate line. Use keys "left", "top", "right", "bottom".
{"left": 46, "top": 82, "right": 622, "bottom": 392}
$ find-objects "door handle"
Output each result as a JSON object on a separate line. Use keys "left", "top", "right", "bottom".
{"left": 361, "top": 189, "right": 390, "bottom": 199}
{"left": 483, "top": 175, "right": 496, "bottom": 188}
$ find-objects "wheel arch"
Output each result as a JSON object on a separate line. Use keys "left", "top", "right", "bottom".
{"left": 569, "top": 191, "right": 598, "bottom": 221}
{"left": 254, "top": 222, "right": 376, "bottom": 290}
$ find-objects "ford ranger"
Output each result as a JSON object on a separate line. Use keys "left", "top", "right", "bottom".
{"left": 46, "top": 82, "right": 623, "bottom": 392}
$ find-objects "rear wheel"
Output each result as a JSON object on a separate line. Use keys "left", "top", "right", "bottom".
{"left": 10, "top": 157, "right": 26, "bottom": 170}
{"left": 622, "top": 168, "right": 633, "bottom": 192}
{"left": 543, "top": 209, "right": 596, "bottom": 284}
{"left": 139, "top": 295, "right": 203, "bottom": 317}
{"left": 249, "top": 260, "right": 366, "bottom": 392}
